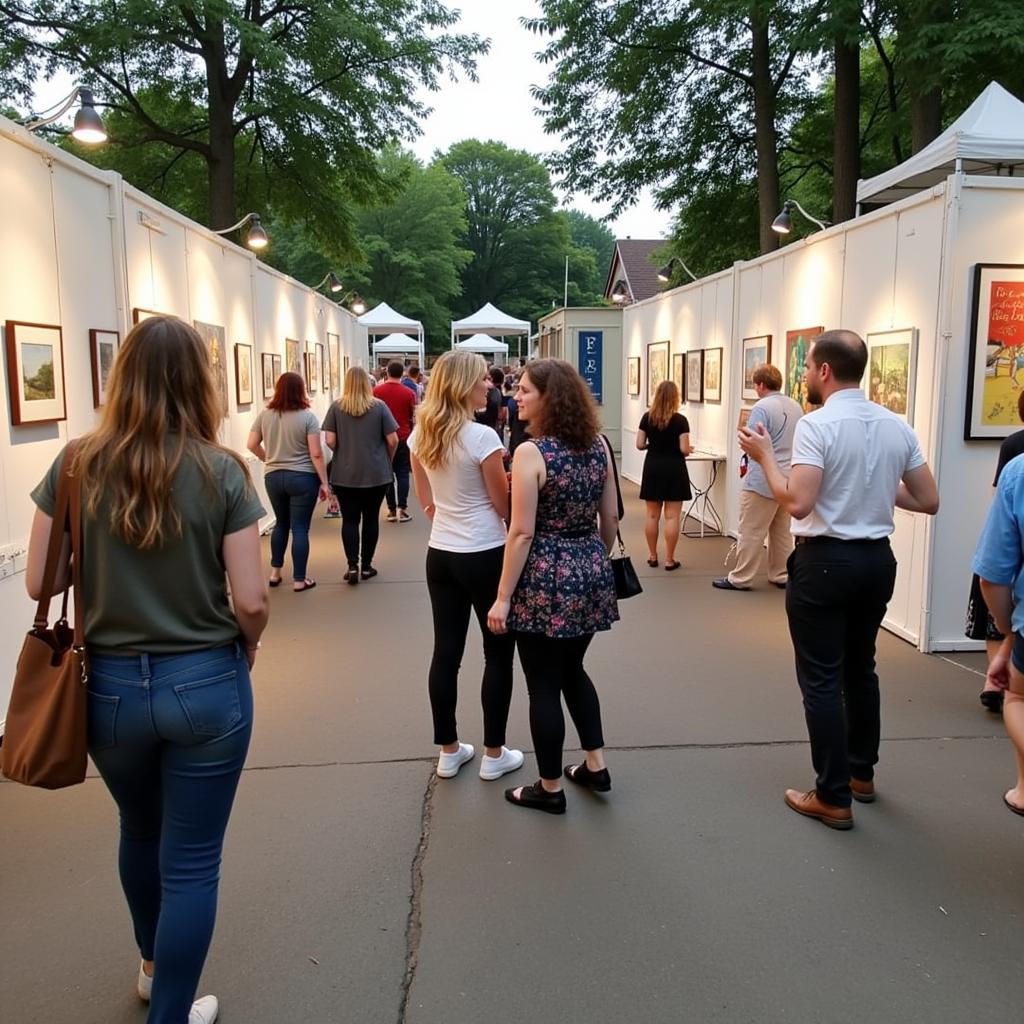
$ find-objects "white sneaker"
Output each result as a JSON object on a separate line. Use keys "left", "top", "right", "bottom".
{"left": 385, "top": 510, "right": 398, "bottom": 522}
{"left": 137, "top": 961, "right": 152, "bottom": 1002}
{"left": 479, "top": 746, "right": 525, "bottom": 780}
{"left": 436, "top": 742, "right": 474, "bottom": 778}
{"left": 189, "top": 995, "right": 219, "bottom": 1024}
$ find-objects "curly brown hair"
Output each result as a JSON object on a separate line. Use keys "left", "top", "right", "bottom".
{"left": 521, "top": 358, "right": 600, "bottom": 451}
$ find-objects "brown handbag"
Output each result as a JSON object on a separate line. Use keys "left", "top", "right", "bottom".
{"left": 1, "top": 445, "right": 88, "bottom": 788}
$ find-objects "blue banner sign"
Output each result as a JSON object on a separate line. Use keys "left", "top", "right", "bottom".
{"left": 579, "top": 330, "right": 603, "bottom": 404}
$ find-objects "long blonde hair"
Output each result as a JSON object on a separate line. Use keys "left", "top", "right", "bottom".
{"left": 339, "top": 366, "right": 374, "bottom": 416}
{"left": 648, "top": 379, "right": 680, "bottom": 430}
{"left": 71, "top": 316, "right": 249, "bottom": 550}
{"left": 413, "top": 350, "right": 488, "bottom": 469}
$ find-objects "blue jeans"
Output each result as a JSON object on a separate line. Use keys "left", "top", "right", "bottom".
{"left": 386, "top": 438, "right": 411, "bottom": 512}
{"left": 87, "top": 643, "right": 253, "bottom": 1024}
{"left": 265, "top": 469, "right": 320, "bottom": 581}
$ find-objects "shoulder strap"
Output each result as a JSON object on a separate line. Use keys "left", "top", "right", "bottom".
{"left": 34, "top": 440, "right": 80, "bottom": 633}
{"left": 601, "top": 433, "right": 626, "bottom": 522}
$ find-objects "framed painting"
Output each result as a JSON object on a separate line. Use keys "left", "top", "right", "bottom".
{"left": 646, "top": 340, "right": 669, "bottom": 405}
{"left": 285, "top": 338, "right": 302, "bottom": 376}
{"left": 703, "top": 347, "right": 723, "bottom": 403}
{"left": 89, "top": 328, "right": 120, "bottom": 407}
{"left": 738, "top": 407, "right": 752, "bottom": 430}
{"left": 261, "top": 352, "right": 276, "bottom": 398}
{"left": 627, "top": 356, "right": 640, "bottom": 396}
{"left": 305, "top": 349, "right": 319, "bottom": 392}
{"left": 132, "top": 307, "right": 163, "bottom": 324}
{"left": 785, "top": 326, "right": 824, "bottom": 412}
{"left": 4, "top": 320, "right": 66, "bottom": 425}
{"left": 866, "top": 328, "right": 918, "bottom": 424}
{"left": 235, "top": 343, "right": 253, "bottom": 405}
{"left": 327, "top": 332, "right": 341, "bottom": 396}
{"left": 671, "top": 353, "right": 685, "bottom": 399}
{"left": 966, "top": 264, "right": 1024, "bottom": 439}
{"left": 685, "top": 349, "right": 704, "bottom": 404}
{"left": 193, "top": 320, "right": 229, "bottom": 417}
{"left": 343, "top": 354, "right": 351, "bottom": 379}
{"left": 741, "top": 335, "right": 772, "bottom": 401}
{"left": 317, "top": 342, "right": 328, "bottom": 393}
{"left": 272, "top": 354, "right": 283, "bottom": 382}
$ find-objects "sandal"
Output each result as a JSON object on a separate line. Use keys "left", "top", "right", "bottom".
{"left": 564, "top": 763, "right": 612, "bottom": 792}
{"left": 504, "top": 781, "right": 566, "bottom": 814}
{"left": 360, "top": 567, "right": 378, "bottom": 580}
{"left": 647, "top": 557, "right": 658, "bottom": 568}
{"left": 293, "top": 579, "right": 317, "bottom": 593}
{"left": 344, "top": 568, "right": 359, "bottom": 586}
{"left": 1004, "top": 791, "right": 1024, "bottom": 817}
{"left": 664, "top": 561, "right": 681, "bottom": 571}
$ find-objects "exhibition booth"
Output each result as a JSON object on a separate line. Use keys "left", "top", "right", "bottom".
{"left": 360, "top": 302, "right": 425, "bottom": 367}
{"left": 0, "top": 114, "right": 369, "bottom": 727}
{"left": 451, "top": 303, "right": 530, "bottom": 361}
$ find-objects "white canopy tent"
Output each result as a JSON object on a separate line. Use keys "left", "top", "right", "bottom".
{"left": 454, "top": 333, "right": 509, "bottom": 356}
{"left": 451, "top": 302, "right": 530, "bottom": 358}
{"left": 359, "top": 301, "right": 424, "bottom": 366}
{"left": 857, "top": 82, "right": 1024, "bottom": 208}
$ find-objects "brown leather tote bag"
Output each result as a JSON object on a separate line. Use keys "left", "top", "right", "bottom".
{"left": 1, "top": 445, "right": 88, "bottom": 789}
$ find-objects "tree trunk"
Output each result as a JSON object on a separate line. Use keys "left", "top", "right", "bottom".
{"left": 911, "top": 89, "right": 942, "bottom": 153}
{"left": 204, "top": 22, "right": 237, "bottom": 231}
{"left": 751, "top": 16, "right": 780, "bottom": 254}
{"left": 832, "top": 31, "right": 860, "bottom": 223}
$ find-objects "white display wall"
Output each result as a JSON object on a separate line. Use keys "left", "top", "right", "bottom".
{"left": 0, "top": 116, "right": 368, "bottom": 728}
{"left": 621, "top": 177, "right": 1024, "bottom": 651}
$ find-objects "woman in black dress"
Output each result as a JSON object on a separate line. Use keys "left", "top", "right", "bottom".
{"left": 636, "top": 379, "right": 692, "bottom": 571}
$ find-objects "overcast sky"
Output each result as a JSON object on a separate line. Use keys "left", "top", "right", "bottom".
{"left": 29, "top": 1, "right": 670, "bottom": 240}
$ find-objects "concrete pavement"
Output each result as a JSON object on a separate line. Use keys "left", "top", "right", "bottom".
{"left": 2, "top": 481, "right": 1021, "bottom": 1023}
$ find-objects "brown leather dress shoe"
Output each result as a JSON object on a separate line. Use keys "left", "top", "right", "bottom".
{"left": 784, "top": 788, "right": 853, "bottom": 830}
{"left": 850, "top": 778, "right": 876, "bottom": 803}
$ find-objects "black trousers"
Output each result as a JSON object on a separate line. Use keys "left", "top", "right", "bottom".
{"left": 785, "top": 537, "right": 897, "bottom": 807}
{"left": 515, "top": 631, "right": 604, "bottom": 781}
{"left": 425, "top": 546, "right": 515, "bottom": 748}
{"left": 333, "top": 484, "right": 388, "bottom": 569}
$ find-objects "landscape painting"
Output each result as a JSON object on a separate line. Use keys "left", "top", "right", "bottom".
{"left": 5, "top": 320, "right": 67, "bottom": 425}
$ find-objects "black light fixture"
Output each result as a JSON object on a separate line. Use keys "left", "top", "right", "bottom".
{"left": 610, "top": 279, "right": 630, "bottom": 304}
{"left": 213, "top": 212, "right": 268, "bottom": 250}
{"left": 25, "top": 86, "right": 107, "bottom": 144}
{"left": 657, "top": 256, "right": 698, "bottom": 284}
{"left": 311, "top": 272, "right": 343, "bottom": 293}
{"left": 772, "top": 199, "right": 829, "bottom": 235}
{"left": 349, "top": 294, "right": 367, "bottom": 316}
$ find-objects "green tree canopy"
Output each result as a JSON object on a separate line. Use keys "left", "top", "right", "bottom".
{"left": 564, "top": 208, "right": 616, "bottom": 297}
{"left": 1, "top": 0, "right": 486, "bottom": 257}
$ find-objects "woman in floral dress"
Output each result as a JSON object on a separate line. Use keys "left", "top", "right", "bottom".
{"left": 487, "top": 359, "right": 620, "bottom": 813}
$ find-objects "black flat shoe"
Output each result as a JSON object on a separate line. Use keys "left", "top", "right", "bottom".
{"left": 980, "top": 690, "right": 1004, "bottom": 714}
{"left": 646, "top": 557, "right": 658, "bottom": 568}
{"left": 564, "top": 763, "right": 611, "bottom": 792}
{"left": 505, "top": 781, "right": 566, "bottom": 814}
{"left": 344, "top": 568, "right": 359, "bottom": 586}
{"left": 360, "top": 567, "right": 378, "bottom": 580}
{"left": 268, "top": 578, "right": 282, "bottom": 588}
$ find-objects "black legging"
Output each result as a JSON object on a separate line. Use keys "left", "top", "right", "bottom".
{"left": 515, "top": 631, "right": 604, "bottom": 781}
{"left": 426, "top": 545, "right": 515, "bottom": 748}
{"left": 333, "top": 484, "right": 388, "bottom": 569}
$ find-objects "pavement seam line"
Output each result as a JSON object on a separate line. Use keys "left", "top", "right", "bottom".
{"left": 934, "top": 654, "right": 987, "bottom": 679}
{"left": 398, "top": 770, "right": 436, "bottom": 1024}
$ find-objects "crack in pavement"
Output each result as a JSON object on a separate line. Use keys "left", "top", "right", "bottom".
{"left": 398, "top": 771, "right": 436, "bottom": 1024}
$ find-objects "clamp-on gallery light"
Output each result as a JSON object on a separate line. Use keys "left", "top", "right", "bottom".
{"left": 311, "top": 272, "right": 344, "bottom": 294}
{"left": 25, "top": 86, "right": 107, "bottom": 144}
{"left": 344, "top": 292, "right": 367, "bottom": 316}
{"left": 656, "top": 256, "right": 698, "bottom": 284}
{"left": 213, "top": 212, "right": 269, "bottom": 250}
{"left": 771, "top": 199, "right": 829, "bottom": 235}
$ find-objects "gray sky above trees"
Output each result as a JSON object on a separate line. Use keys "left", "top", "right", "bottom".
{"left": 28, "top": 0, "right": 669, "bottom": 242}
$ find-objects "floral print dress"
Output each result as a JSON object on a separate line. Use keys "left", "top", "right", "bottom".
{"left": 508, "top": 436, "right": 620, "bottom": 638}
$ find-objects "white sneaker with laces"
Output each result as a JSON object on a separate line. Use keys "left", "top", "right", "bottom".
{"left": 137, "top": 962, "right": 152, "bottom": 1002}
{"left": 386, "top": 510, "right": 398, "bottom": 522}
{"left": 479, "top": 746, "right": 525, "bottom": 780}
{"left": 189, "top": 995, "right": 219, "bottom": 1024}
{"left": 398, "top": 509, "right": 412, "bottom": 523}
{"left": 436, "top": 742, "right": 474, "bottom": 778}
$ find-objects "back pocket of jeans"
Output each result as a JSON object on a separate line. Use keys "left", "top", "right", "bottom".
{"left": 174, "top": 670, "right": 242, "bottom": 738}
{"left": 87, "top": 692, "right": 120, "bottom": 751}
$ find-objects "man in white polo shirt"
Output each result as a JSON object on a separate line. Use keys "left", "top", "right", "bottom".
{"left": 739, "top": 330, "right": 939, "bottom": 830}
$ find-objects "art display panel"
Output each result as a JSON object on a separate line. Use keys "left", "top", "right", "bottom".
{"left": 703, "top": 347, "right": 723, "bottom": 403}
{"left": 685, "top": 349, "right": 703, "bottom": 404}
{"left": 627, "top": 357, "right": 640, "bottom": 396}
{"left": 5, "top": 321, "right": 66, "bottom": 425}
{"left": 865, "top": 328, "right": 918, "bottom": 424}
{"left": 194, "top": 320, "right": 229, "bottom": 417}
{"left": 965, "top": 263, "right": 1024, "bottom": 439}
{"left": 741, "top": 335, "right": 771, "bottom": 401}
{"left": 235, "top": 343, "right": 253, "bottom": 405}
{"left": 785, "top": 326, "right": 823, "bottom": 413}
{"left": 89, "top": 328, "right": 120, "bottom": 408}
{"left": 261, "top": 352, "right": 276, "bottom": 398}
{"left": 647, "top": 341, "right": 669, "bottom": 405}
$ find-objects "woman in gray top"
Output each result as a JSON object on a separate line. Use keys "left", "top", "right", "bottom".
{"left": 248, "top": 371, "right": 330, "bottom": 592}
{"left": 323, "top": 366, "right": 398, "bottom": 583}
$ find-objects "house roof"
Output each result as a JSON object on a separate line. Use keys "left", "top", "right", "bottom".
{"left": 603, "top": 239, "right": 666, "bottom": 303}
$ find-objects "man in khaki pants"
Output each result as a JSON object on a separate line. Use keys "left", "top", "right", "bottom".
{"left": 713, "top": 364, "right": 802, "bottom": 591}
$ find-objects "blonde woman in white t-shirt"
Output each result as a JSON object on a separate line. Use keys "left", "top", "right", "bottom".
{"left": 409, "top": 350, "right": 524, "bottom": 782}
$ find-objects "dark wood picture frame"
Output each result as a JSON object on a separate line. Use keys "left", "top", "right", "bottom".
{"left": 5, "top": 320, "right": 67, "bottom": 425}
{"left": 261, "top": 352, "right": 276, "bottom": 398}
{"left": 235, "top": 343, "right": 253, "bottom": 405}
{"left": 132, "top": 308, "right": 164, "bottom": 324}
{"left": 685, "top": 349, "right": 704, "bottom": 404}
{"left": 703, "top": 346, "right": 723, "bottom": 403}
{"left": 89, "top": 328, "right": 120, "bottom": 408}
{"left": 627, "top": 356, "right": 640, "bottom": 396}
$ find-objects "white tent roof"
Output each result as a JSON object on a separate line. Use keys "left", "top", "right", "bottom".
{"left": 451, "top": 302, "right": 530, "bottom": 337}
{"left": 372, "top": 333, "right": 421, "bottom": 353}
{"left": 454, "top": 333, "right": 509, "bottom": 354}
{"left": 858, "top": 82, "right": 1024, "bottom": 205}
{"left": 358, "top": 301, "right": 423, "bottom": 334}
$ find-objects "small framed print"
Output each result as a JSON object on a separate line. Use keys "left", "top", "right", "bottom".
{"left": 627, "top": 356, "right": 640, "bottom": 396}
{"left": 261, "top": 352, "right": 276, "bottom": 398}
{"left": 89, "top": 328, "right": 120, "bottom": 407}
{"left": 738, "top": 407, "right": 752, "bottom": 430}
{"left": 132, "top": 308, "right": 163, "bottom": 324}
{"left": 685, "top": 349, "right": 704, "bottom": 403}
{"left": 646, "top": 340, "right": 669, "bottom": 405}
{"left": 785, "top": 326, "right": 824, "bottom": 412}
{"left": 866, "top": 328, "right": 917, "bottom": 424}
{"left": 235, "top": 343, "right": 254, "bottom": 405}
{"left": 317, "top": 342, "right": 328, "bottom": 392}
{"left": 741, "top": 335, "right": 772, "bottom": 401}
{"left": 327, "top": 332, "right": 341, "bottom": 396}
{"left": 272, "top": 354, "right": 282, "bottom": 381}
{"left": 286, "top": 338, "right": 302, "bottom": 376}
{"left": 703, "top": 347, "right": 723, "bottom": 403}
{"left": 672, "top": 353, "right": 685, "bottom": 399}
{"left": 5, "top": 321, "right": 67, "bottom": 425}
{"left": 305, "top": 350, "right": 319, "bottom": 392}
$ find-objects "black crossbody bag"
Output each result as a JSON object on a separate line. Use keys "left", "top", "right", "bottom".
{"left": 602, "top": 435, "right": 642, "bottom": 600}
